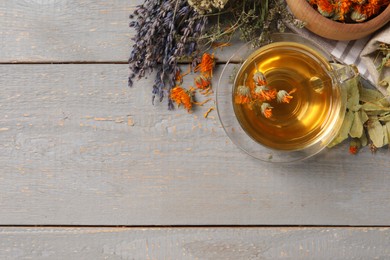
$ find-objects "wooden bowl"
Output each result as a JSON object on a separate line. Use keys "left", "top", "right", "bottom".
{"left": 286, "top": 0, "right": 390, "bottom": 41}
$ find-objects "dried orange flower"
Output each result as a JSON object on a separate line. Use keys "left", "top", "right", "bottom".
{"left": 277, "top": 88, "right": 297, "bottom": 103}
{"left": 175, "top": 66, "right": 191, "bottom": 84}
{"left": 194, "top": 75, "right": 211, "bottom": 90}
{"left": 253, "top": 71, "right": 267, "bottom": 86}
{"left": 253, "top": 85, "right": 277, "bottom": 101}
{"left": 349, "top": 145, "right": 359, "bottom": 154}
{"left": 195, "top": 53, "right": 215, "bottom": 78}
{"left": 261, "top": 103, "right": 273, "bottom": 118}
{"left": 235, "top": 85, "right": 252, "bottom": 104}
{"left": 170, "top": 86, "right": 194, "bottom": 112}
{"left": 352, "top": 0, "right": 389, "bottom": 21}
{"left": 311, "top": 0, "right": 389, "bottom": 22}
{"left": 317, "top": 0, "right": 336, "bottom": 17}
{"left": 349, "top": 139, "right": 361, "bottom": 154}
{"left": 337, "top": 0, "right": 354, "bottom": 21}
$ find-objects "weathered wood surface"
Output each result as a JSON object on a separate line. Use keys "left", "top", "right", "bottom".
{"left": 0, "top": 0, "right": 238, "bottom": 63}
{"left": 1, "top": 227, "right": 390, "bottom": 259}
{"left": 0, "top": 0, "right": 138, "bottom": 63}
{"left": 1, "top": 64, "right": 390, "bottom": 226}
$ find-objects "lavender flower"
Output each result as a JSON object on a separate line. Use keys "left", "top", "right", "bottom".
{"left": 128, "top": 0, "right": 208, "bottom": 109}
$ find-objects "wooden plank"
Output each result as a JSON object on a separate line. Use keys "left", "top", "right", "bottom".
{"left": 0, "top": 0, "right": 140, "bottom": 62}
{"left": 1, "top": 64, "right": 390, "bottom": 226}
{"left": 0, "top": 0, "right": 239, "bottom": 63}
{"left": 1, "top": 227, "right": 390, "bottom": 259}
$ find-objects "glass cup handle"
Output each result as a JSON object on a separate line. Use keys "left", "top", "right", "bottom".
{"left": 331, "top": 63, "right": 359, "bottom": 84}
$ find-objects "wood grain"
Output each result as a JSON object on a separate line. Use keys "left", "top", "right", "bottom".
{"left": 0, "top": 0, "right": 140, "bottom": 63}
{"left": 1, "top": 64, "right": 390, "bottom": 226}
{"left": 1, "top": 227, "right": 390, "bottom": 259}
{"left": 0, "top": 0, "right": 239, "bottom": 63}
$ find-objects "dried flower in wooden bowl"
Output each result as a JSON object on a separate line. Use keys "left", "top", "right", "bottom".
{"left": 286, "top": 0, "right": 390, "bottom": 40}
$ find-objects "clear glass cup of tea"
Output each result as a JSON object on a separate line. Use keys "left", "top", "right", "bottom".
{"left": 216, "top": 33, "right": 359, "bottom": 163}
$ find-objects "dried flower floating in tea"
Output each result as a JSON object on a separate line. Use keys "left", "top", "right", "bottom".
{"left": 234, "top": 68, "right": 295, "bottom": 119}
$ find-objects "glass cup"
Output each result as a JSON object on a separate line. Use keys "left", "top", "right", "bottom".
{"left": 216, "top": 33, "right": 359, "bottom": 163}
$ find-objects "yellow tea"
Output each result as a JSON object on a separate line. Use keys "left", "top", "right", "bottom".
{"left": 233, "top": 42, "right": 338, "bottom": 151}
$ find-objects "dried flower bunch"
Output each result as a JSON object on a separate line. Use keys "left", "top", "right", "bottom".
{"left": 128, "top": 0, "right": 303, "bottom": 110}
{"left": 128, "top": 0, "right": 207, "bottom": 109}
{"left": 308, "top": 0, "right": 390, "bottom": 22}
{"left": 235, "top": 66, "right": 296, "bottom": 119}
{"left": 187, "top": 0, "right": 229, "bottom": 14}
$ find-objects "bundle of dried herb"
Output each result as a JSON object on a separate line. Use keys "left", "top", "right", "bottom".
{"left": 188, "top": 0, "right": 229, "bottom": 14}
{"left": 128, "top": 0, "right": 304, "bottom": 111}
{"left": 129, "top": 0, "right": 207, "bottom": 109}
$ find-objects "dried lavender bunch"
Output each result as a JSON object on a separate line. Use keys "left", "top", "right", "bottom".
{"left": 129, "top": 0, "right": 207, "bottom": 109}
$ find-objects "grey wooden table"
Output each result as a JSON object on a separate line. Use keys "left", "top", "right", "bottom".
{"left": 1, "top": 1, "right": 390, "bottom": 259}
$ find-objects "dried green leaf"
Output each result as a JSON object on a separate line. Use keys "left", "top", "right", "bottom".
{"left": 367, "top": 119, "right": 385, "bottom": 148}
{"left": 360, "top": 110, "right": 369, "bottom": 124}
{"left": 350, "top": 104, "right": 362, "bottom": 112}
{"left": 361, "top": 102, "right": 390, "bottom": 114}
{"left": 349, "top": 111, "right": 363, "bottom": 138}
{"left": 345, "top": 77, "right": 360, "bottom": 110}
{"left": 383, "top": 124, "right": 389, "bottom": 146}
{"left": 378, "top": 112, "right": 390, "bottom": 122}
{"left": 386, "top": 122, "right": 390, "bottom": 143}
{"left": 360, "top": 87, "right": 390, "bottom": 106}
{"left": 328, "top": 110, "right": 354, "bottom": 147}
{"left": 360, "top": 131, "right": 368, "bottom": 147}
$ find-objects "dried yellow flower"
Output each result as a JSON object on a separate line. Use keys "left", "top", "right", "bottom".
{"left": 187, "top": 0, "right": 229, "bottom": 14}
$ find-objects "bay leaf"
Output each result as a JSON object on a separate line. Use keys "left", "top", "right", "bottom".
{"left": 367, "top": 119, "right": 384, "bottom": 148}
{"left": 328, "top": 110, "right": 354, "bottom": 148}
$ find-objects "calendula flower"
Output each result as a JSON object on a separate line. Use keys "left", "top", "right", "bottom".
{"left": 194, "top": 75, "right": 211, "bottom": 90}
{"left": 261, "top": 103, "right": 273, "bottom": 118}
{"left": 334, "top": 0, "right": 354, "bottom": 21}
{"left": 253, "top": 85, "right": 277, "bottom": 101}
{"left": 351, "top": 0, "right": 366, "bottom": 4}
{"left": 349, "top": 139, "right": 361, "bottom": 154}
{"left": 316, "top": 0, "right": 336, "bottom": 17}
{"left": 235, "top": 85, "right": 252, "bottom": 104}
{"left": 351, "top": 9, "right": 368, "bottom": 21}
{"left": 277, "top": 88, "right": 297, "bottom": 103}
{"left": 352, "top": 0, "right": 389, "bottom": 21}
{"left": 349, "top": 145, "right": 359, "bottom": 154}
{"left": 170, "top": 86, "right": 194, "bottom": 112}
{"left": 194, "top": 53, "right": 215, "bottom": 78}
{"left": 253, "top": 71, "right": 267, "bottom": 86}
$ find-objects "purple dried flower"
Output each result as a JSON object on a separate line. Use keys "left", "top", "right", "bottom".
{"left": 128, "top": 0, "right": 208, "bottom": 109}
